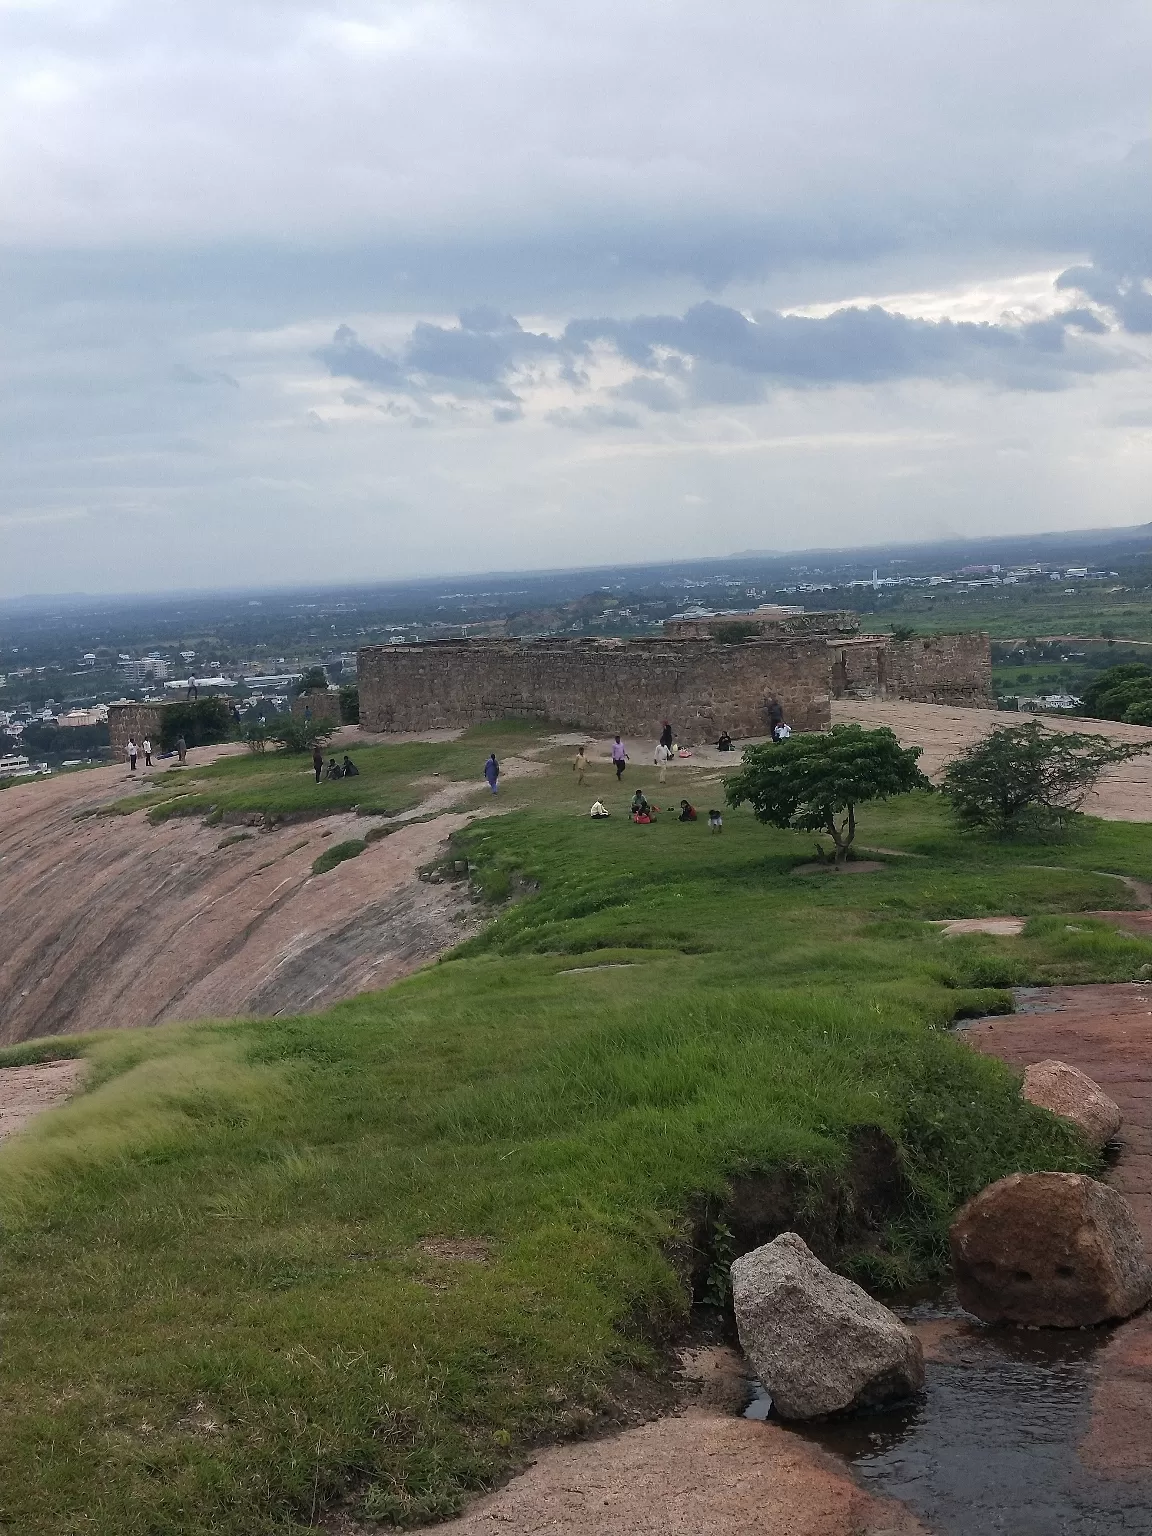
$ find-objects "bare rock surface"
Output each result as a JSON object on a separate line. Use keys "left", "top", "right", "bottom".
{"left": 950, "top": 1171, "right": 1152, "bottom": 1327}
{"left": 731, "top": 1231, "right": 925, "bottom": 1419}
{"left": 0, "top": 734, "right": 535, "bottom": 1043}
{"left": 414, "top": 1407, "right": 926, "bottom": 1536}
{"left": 0, "top": 1059, "right": 85, "bottom": 1142}
{"left": 1023, "top": 1058, "right": 1122, "bottom": 1148}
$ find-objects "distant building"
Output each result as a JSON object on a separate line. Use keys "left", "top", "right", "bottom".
{"left": 119, "top": 657, "right": 169, "bottom": 682}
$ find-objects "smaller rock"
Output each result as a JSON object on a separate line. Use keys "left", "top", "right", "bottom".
{"left": 1022, "top": 1059, "right": 1121, "bottom": 1149}
{"left": 730, "top": 1232, "right": 924, "bottom": 1419}
{"left": 950, "top": 1172, "right": 1152, "bottom": 1327}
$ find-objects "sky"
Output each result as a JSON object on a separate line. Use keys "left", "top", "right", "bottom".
{"left": 2, "top": 1, "right": 1151, "bottom": 598}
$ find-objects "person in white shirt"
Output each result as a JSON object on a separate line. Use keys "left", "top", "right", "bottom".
{"left": 142, "top": 737, "right": 153, "bottom": 767}
{"left": 773, "top": 721, "right": 792, "bottom": 743}
{"left": 654, "top": 741, "right": 672, "bottom": 783}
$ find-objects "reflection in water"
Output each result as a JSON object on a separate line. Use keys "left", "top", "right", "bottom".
{"left": 751, "top": 1293, "right": 1152, "bottom": 1534}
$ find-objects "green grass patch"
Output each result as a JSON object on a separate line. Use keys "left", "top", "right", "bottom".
{"left": 5, "top": 749, "right": 1152, "bottom": 1534}
{"left": 312, "top": 838, "right": 367, "bottom": 875}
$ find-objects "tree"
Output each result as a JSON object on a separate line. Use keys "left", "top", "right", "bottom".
{"left": 942, "top": 720, "right": 1149, "bottom": 837}
{"left": 338, "top": 684, "right": 360, "bottom": 724}
{"left": 293, "top": 666, "right": 330, "bottom": 697}
{"left": 1081, "top": 663, "right": 1152, "bottom": 724}
{"left": 724, "top": 724, "right": 930, "bottom": 863}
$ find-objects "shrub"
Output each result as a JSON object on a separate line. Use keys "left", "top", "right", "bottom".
{"left": 244, "top": 721, "right": 268, "bottom": 753}
{"left": 311, "top": 838, "right": 366, "bottom": 875}
{"left": 339, "top": 684, "right": 360, "bottom": 724}
{"left": 942, "top": 720, "right": 1150, "bottom": 837}
{"left": 269, "top": 717, "right": 335, "bottom": 754}
{"left": 725, "top": 724, "right": 930, "bottom": 863}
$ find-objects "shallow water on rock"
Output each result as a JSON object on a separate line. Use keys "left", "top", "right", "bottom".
{"left": 751, "top": 1291, "right": 1152, "bottom": 1534}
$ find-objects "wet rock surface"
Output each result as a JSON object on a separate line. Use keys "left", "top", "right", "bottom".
{"left": 1023, "top": 1058, "right": 1123, "bottom": 1148}
{"left": 732, "top": 1232, "right": 925, "bottom": 1419}
{"left": 950, "top": 1172, "right": 1152, "bottom": 1327}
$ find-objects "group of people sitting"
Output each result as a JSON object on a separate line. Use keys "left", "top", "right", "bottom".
{"left": 313, "top": 749, "right": 360, "bottom": 782}
{"left": 592, "top": 791, "right": 721, "bottom": 832}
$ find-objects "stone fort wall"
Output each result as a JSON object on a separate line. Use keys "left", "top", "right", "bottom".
{"left": 830, "top": 632, "right": 993, "bottom": 708}
{"left": 358, "top": 636, "right": 833, "bottom": 743}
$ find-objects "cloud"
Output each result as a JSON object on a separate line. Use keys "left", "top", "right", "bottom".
{"left": 547, "top": 405, "right": 640, "bottom": 431}
{"left": 1056, "top": 264, "right": 1152, "bottom": 335}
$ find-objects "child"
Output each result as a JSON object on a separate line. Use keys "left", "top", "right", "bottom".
{"left": 573, "top": 744, "right": 588, "bottom": 785}
{"left": 590, "top": 800, "right": 610, "bottom": 818}
{"left": 708, "top": 809, "right": 723, "bottom": 834}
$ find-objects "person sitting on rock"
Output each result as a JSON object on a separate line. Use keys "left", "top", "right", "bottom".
{"left": 678, "top": 800, "right": 698, "bottom": 822}
{"left": 342, "top": 755, "right": 359, "bottom": 777}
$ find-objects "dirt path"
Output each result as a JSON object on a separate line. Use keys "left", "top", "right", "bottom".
{"left": 834, "top": 700, "right": 1152, "bottom": 820}
{"left": 0, "top": 737, "right": 542, "bottom": 1045}
{"left": 965, "top": 984, "right": 1152, "bottom": 1475}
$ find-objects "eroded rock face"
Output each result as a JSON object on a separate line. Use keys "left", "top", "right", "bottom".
{"left": 950, "top": 1172, "right": 1152, "bottom": 1327}
{"left": 730, "top": 1231, "right": 924, "bottom": 1419}
{"left": 1022, "top": 1059, "right": 1122, "bottom": 1150}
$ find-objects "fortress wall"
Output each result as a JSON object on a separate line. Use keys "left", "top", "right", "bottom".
{"left": 108, "top": 702, "right": 167, "bottom": 755}
{"left": 664, "top": 610, "right": 860, "bottom": 640}
{"left": 290, "top": 689, "right": 339, "bottom": 722}
{"left": 885, "top": 632, "right": 994, "bottom": 707}
{"left": 358, "top": 637, "right": 833, "bottom": 743}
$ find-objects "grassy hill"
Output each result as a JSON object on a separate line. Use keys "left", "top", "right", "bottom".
{"left": 3, "top": 726, "right": 1151, "bottom": 1534}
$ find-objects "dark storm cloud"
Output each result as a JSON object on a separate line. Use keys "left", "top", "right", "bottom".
{"left": 319, "top": 297, "right": 1126, "bottom": 415}
{"left": 1055, "top": 265, "right": 1152, "bottom": 335}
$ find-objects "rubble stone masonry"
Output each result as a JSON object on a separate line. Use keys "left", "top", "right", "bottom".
{"left": 358, "top": 636, "right": 834, "bottom": 743}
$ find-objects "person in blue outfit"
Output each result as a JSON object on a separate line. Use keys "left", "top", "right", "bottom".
{"left": 484, "top": 753, "right": 500, "bottom": 794}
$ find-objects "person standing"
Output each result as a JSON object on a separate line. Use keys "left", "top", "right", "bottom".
{"left": 312, "top": 744, "right": 324, "bottom": 783}
{"left": 127, "top": 737, "right": 138, "bottom": 772}
{"left": 659, "top": 721, "right": 674, "bottom": 753}
{"left": 611, "top": 736, "right": 628, "bottom": 780}
{"left": 142, "top": 737, "right": 152, "bottom": 768}
{"left": 484, "top": 753, "right": 500, "bottom": 794}
{"left": 654, "top": 740, "right": 671, "bottom": 784}
{"left": 175, "top": 734, "right": 187, "bottom": 765}
{"left": 573, "top": 744, "right": 588, "bottom": 785}
{"left": 767, "top": 697, "right": 783, "bottom": 735}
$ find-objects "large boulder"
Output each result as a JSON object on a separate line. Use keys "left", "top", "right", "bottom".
{"left": 950, "top": 1172, "right": 1152, "bottom": 1327}
{"left": 730, "top": 1231, "right": 924, "bottom": 1419}
{"left": 1022, "top": 1060, "right": 1122, "bottom": 1149}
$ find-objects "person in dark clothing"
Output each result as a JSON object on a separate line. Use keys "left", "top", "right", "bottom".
{"left": 716, "top": 730, "right": 733, "bottom": 752}
{"left": 659, "top": 721, "right": 674, "bottom": 752}
{"left": 767, "top": 697, "right": 783, "bottom": 732}
{"left": 312, "top": 745, "right": 324, "bottom": 783}
{"left": 678, "top": 800, "right": 698, "bottom": 822}
{"left": 175, "top": 734, "right": 187, "bottom": 765}
{"left": 342, "top": 755, "right": 359, "bottom": 777}
{"left": 484, "top": 753, "right": 500, "bottom": 794}
{"left": 323, "top": 757, "right": 341, "bottom": 780}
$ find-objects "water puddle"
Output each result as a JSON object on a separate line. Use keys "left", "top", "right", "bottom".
{"left": 748, "top": 1290, "right": 1152, "bottom": 1534}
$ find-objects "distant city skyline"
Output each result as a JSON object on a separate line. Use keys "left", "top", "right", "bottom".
{"left": 3, "top": 1, "right": 1150, "bottom": 598}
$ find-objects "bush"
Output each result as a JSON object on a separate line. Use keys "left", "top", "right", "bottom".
{"left": 942, "top": 720, "right": 1150, "bottom": 837}
{"left": 725, "top": 724, "right": 930, "bottom": 863}
{"left": 311, "top": 838, "right": 366, "bottom": 875}
{"left": 244, "top": 721, "right": 268, "bottom": 753}
{"left": 339, "top": 685, "right": 360, "bottom": 724}
{"left": 269, "top": 717, "right": 335, "bottom": 754}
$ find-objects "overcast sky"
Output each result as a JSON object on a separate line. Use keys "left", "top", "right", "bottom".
{"left": 2, "top": 0, "right": 1150, "bottom": 597}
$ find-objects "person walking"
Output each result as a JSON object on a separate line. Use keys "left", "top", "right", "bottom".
{"left": 312, "top": 744, "right": 324, "bottom": 784}
{"left": 142, "top": 737, "right": 152, "bottom": 768}
{"left": 573, "top": 744, "right": 588, "bottom": 786}
{"left": 654, "top": 740, "right": 671, "bottom": 784}
{"left": 659, "top": 721, "right": 674, "bottom": 753}
{"left": 484, "top": 753, "right": 500, "bottom": 795}
{"left": 127, "top": 736, "right": 138, "bottom": 772}
{"left": 611, "top": 736, "right": 628, "bottom": 780}
{"left": 175, "top": 734, "right": 187, "bottom": 765}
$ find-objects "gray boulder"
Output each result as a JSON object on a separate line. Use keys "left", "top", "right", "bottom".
{"left": 730, "top": 1231, "right": 925, "bottom": 1419}
{"left": 950, "top": 1171, "right": 1152, "bottom": 1326}
{"left": 1022, "top": 1060, "right": 1122, "bottom": 1150}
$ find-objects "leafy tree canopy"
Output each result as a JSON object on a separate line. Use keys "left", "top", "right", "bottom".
{"left": 725, "top": 724, "right": 929, "bottom": 862}
{"left": 270, "top": 716, "right": 335, "bottom": 754}
{"left": 294, "top": 666, "right": 331, "bottom": 697}
{"left": 1081, "top": 663, "right": 1152, "bottom": 724}
{"left": 942, "top": 720, "right": 1149, "bottom": 838}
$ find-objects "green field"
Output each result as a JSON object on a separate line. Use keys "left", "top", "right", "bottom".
{"left": 4, "top": 727, "right": 1152, "bottom": 1534}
